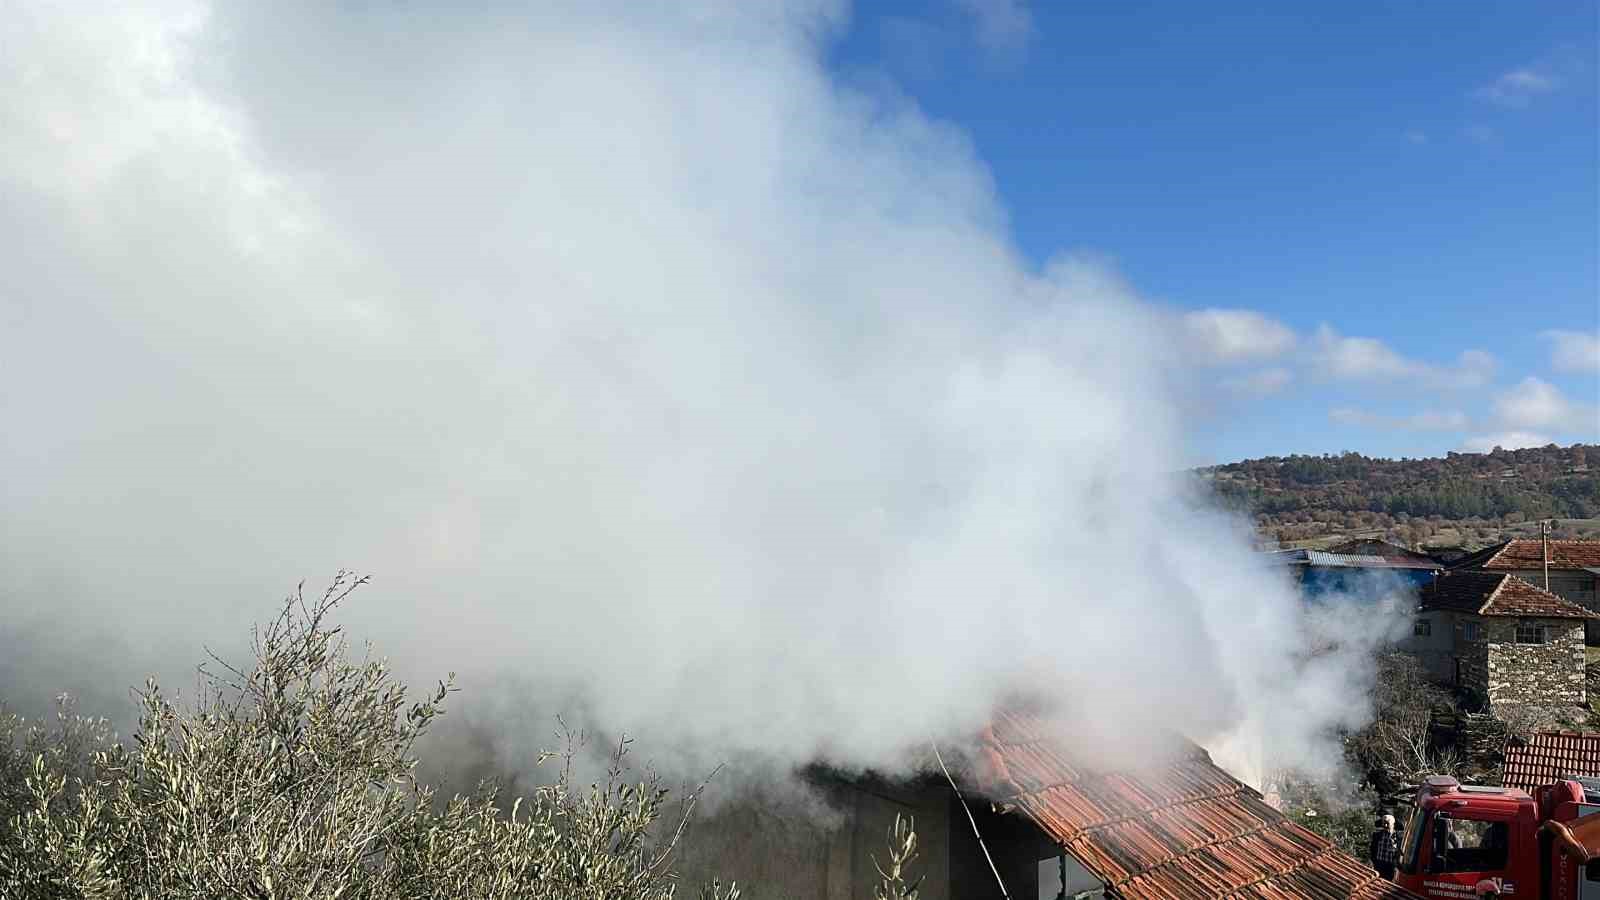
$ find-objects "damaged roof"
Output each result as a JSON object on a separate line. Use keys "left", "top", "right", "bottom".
{"left": 976, "top": 710, "right": 1416, "bottom": 900}
{"left": 1502, "top": 731, "right": 1600, "bottom": 793}
{"left": 1418, "top": 570, "right": 1599, "bottom": 619}
{"left": 1325, "top": 539, "right": 1438, "bottom": 563}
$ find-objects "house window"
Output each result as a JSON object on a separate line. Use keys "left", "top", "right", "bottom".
{"left": 1414, "top": 619, "right": 1432, "bottom": 637}
{"left": 1464, "top": 621, "right": 1480, "bottom": 642}
{"left": 1040, "top": 853, "right": 1100, "bottom": 898}
{"left": 1515, "top": 621, "right": 1547, "bottom": 644}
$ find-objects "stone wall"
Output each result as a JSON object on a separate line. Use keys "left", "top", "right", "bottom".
{"left": 1484, "top": 617, "right": 1586, "bottom": 713}
{"left": 1458, "top": 614, "right": 1489, "bottom": 706}
{"left": 1428, "top": 710, "right": 1508, "bottom": 786}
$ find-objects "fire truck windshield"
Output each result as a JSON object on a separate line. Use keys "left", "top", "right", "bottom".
{"left": 1398, "top": 804, "right": 1428, "bottom": 875}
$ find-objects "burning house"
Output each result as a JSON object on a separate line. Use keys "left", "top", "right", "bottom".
{"left": 675, "top": 710, "right": 1413, "bottom": 899}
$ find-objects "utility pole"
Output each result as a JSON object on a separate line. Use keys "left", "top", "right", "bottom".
{"left": 1542, "top": 519, "right": 1551, "bottom": 590}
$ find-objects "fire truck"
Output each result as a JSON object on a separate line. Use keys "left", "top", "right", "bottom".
{"left": 1397, "top": 774, "right": 1600, "bottom": 899}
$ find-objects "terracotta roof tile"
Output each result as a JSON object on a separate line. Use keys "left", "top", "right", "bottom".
{"left": 1418, "top": 571, "right": 1597, "bottom": 619}
{"left": 1491, "top": 577, "right": 1599, "bottom": 618}
{"left": 977, "top": 710, "right": 1419, "bottom": 899}
{"left": 1503, "top": 731, "right": 1600, "bottom": 793}
{"left": 1466, "top": 540, "right": 1600, "bottom": 571}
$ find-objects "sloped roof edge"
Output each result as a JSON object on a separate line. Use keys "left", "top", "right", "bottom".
{"left": 976, "top": 710, "right": 1420, "bottom": 899}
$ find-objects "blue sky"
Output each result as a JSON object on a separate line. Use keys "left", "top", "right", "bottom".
{"left": 829, "top": 0, "right": 1599, "bottom": 464}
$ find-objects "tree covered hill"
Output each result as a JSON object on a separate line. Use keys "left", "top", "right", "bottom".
{"left": 1200, "top": 443, "right": 1600, "bottom": 550}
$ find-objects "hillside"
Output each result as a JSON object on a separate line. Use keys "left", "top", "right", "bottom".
{"left": 1200, "top": 443, "right": 1600, "bottom": 552}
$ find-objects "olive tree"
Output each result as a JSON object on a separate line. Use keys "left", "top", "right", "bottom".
{"left": 0, "top": 574, "right": 742, "bottom": 899}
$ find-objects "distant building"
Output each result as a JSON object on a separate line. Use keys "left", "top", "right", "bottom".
{"left": 1403, "top": 571, "right": 1596, "bottom": 718}
{"left": 1452, "top": 539, "right": 1600, "bottom": 640}
{"left": 1269, "top": 548, "right": 1439, "bottom": 597}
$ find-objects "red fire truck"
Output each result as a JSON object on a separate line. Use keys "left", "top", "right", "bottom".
{"left": 1397, "top": 774, "right": 1600, "bottom": 899}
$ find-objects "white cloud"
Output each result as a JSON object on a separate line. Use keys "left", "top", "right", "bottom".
{"left": 1307, "top": 325, "right": 1496, "bottom": 389}
{"left": 1308, "top": 327, "right": 1411, "bottom": 378}
{"left": 1541, "top": 330, "right": 1600, "bottom": 373}
{"left": 1460, "top": 431, "right": 1555, "bottom": 453}
{"left": 1404, "top": 129, "right": 1427, "bottom": 145}
{"left": 953, "top": 0, "right": 1034, "bottom": 55}
{"left": 1465, "top": 374, "right": 1599, "bottom": 450}
{"left": 1490, "top": 376, "right": 1597, "bottom": 432}
{"left": 1182, "top": 308, "right": 1296, "bottom": 365}
{"left": 1329, "top": 408, "right": 1469, "bottom": 431}
{"left": 1222, "top": 367, "right": 1292, "bottom": 397}
{"left": 1474, "top": 67, "right": 1560, "bottom": 107}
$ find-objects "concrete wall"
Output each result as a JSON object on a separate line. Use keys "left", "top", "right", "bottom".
{"left": 1403, "top": 609, "right": 1463, "bottom": 684}
{"left": 671, "top": 777, "right": 1093, "bottom": 900}
{"left": 1484, "top": 617, "right": 1586, "bottom": 714}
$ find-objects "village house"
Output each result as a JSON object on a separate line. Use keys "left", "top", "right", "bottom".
{"left": 674, "top": 710, "right": 1412, "bottom": 899}
{"left": 1404, "top": 570, "right": 1596, "bottom": 718}
{"left": 1452, "top": 539, "right": 1600, "bottom": 639}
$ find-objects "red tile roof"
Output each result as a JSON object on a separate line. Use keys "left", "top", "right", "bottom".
{"left": 1502, "top": 731, "right": 1600, "bottom": 793}
{"left": 1418, "top": 571, "right": 1598, "bottom": 619}
{"left": 1462, "top": 540, "right": 1600, "bottom": 571}
{"left": 976, "top": 710, "right": 1419, "bottom": 899}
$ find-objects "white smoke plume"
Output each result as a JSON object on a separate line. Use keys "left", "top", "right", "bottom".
{"left": 1, "top": 1, "right": 1402, "bottom": 789}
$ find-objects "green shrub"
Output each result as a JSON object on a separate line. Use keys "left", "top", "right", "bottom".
{"left": 0, "top": 574, "right": 804, "bottom": 899}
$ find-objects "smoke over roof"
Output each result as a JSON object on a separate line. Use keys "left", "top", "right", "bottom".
{"left": 1, "top": 1, "right": 1403, "bottom": 786}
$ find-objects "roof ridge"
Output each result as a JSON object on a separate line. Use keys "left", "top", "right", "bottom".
{"left": 1481, "top": 539, "right": 1514, "bottom": 566}
{"left": 1477, "top": 572, "right": 1511, "bottom": 615}
{"left": 1523, "top": 538, "right": 1598, "bottom": 544}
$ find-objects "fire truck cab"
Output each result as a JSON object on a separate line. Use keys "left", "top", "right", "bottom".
{"left": 1397, "top": 774, "right": 1600, "bottom": 900}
